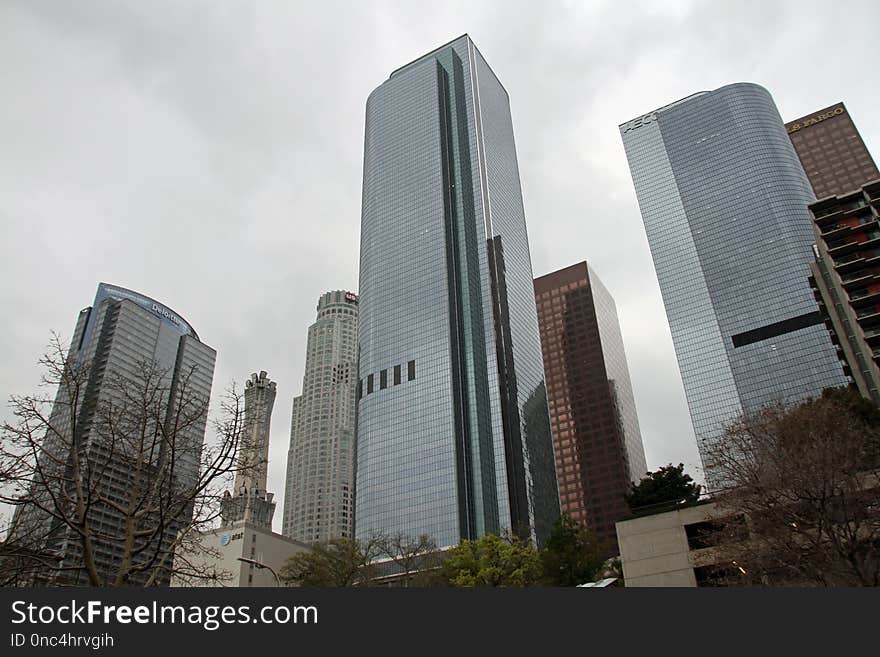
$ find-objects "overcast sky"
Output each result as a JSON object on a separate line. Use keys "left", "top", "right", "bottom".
{"left": 2, "top": 0, "right": 878, "bottom": 533}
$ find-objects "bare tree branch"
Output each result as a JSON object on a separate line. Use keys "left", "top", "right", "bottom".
{"left": 0, "top": 335, "right": 257, "bottom": 587}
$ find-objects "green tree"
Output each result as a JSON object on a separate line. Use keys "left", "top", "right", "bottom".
{"left": 540, "top": 514, "right": 606, "bottom": 586}
{"left": 279, "top": 536, "right": 381, "bottom": 587}
{"left": 439, "top": 533, "right": 542, "bottom": 587}
{"left": 625, "top": 463, "right": 702, "bottom": 512}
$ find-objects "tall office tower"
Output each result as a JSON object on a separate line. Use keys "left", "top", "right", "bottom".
{"left": 220, "top": 371, "right": 277, "bottom": 528}
{"left": 786, "top": 103, "right": 879, "bottom": 199}
{"left": 534, "top": 262, "right": 647, "bottom": 546}
{"left": 10, "top": 283, "right": 215, "bottom": 586}
{"left": 809, "top": 180, "right": 880, "bottom": 406}
{"left": 283, "top": 291, "right": 358, "bottom": 544}
{"left": 355, "top": 35, "right": 560, "bottom": 549}
{"left": 620, "top": 83, "right": 847, "bottom": 487}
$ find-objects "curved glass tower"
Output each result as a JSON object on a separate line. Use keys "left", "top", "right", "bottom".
{"left": 9, "top": 282, "right": 216, "bottom": 586}
{"left": 620, "top": 83, "right": 847, "bottom": 485}
{"left": 355, "top": 35, "right": 559, "bottom": 548}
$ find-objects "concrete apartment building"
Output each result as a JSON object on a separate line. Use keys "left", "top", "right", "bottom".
{"left": 809, "top": 179, "right": 880, "bottom": 405}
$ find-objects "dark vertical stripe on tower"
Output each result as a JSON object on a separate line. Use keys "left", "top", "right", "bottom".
{"left": 487, "top": 236, "right": 528, "bottom": 539}
{"left": 436, "top": 48, "right": 499, "bottom": 541}
{"left": 437, "top": 60, "right": 474, "bottom": 541}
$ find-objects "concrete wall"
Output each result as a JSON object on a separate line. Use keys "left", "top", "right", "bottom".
{"left": 172, "top": 521, "right": 310, "bottom": 587}
{"left": 615, "top": 502, "right": 718, "bottom": 587}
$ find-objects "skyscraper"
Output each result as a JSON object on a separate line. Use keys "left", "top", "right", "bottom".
{"left": 620, "top": 83, "right": 847, "bottom": 485}
{"left": 221, "top": 371, "right": 277, "bottom": 529}
{"left": 534, "top": 262, "right": 647, "bottom": 545}
{"left": 11, "top": 283, "right": 215, "bottom": 586}
{"left": 355, "top": 35, "right": 559, "bottom": 549}
{"left": 283, "top": 291, "right": 358, "bottom": 544}
{"left": 809, "top": 180, "right": 880, "bottom": 406}
{"left": 786, "top": 102, "right": 879, "bottom": 199}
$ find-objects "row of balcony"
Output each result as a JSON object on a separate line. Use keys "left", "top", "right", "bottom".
{"left": 831, "top": 243, "right": 880, "bottom": 273}
{"left": 812, "top": 183, "right": 880, "bottom": 220}
{"left": 820, "top": 215, "right": 879, "bottom": 239}
{"left": 825, "top": 228, "right": 880, "bottom": 256}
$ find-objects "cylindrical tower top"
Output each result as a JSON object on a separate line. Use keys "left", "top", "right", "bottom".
{"left": 316, "top": 290, "right": 358, "bottom": 320}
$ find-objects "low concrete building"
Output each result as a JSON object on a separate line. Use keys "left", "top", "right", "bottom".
{"left": 615, "top": 501, "right": 725, "bottom": 587}
{"left": 171, "top": 520, "right": 310, "bottom": 587}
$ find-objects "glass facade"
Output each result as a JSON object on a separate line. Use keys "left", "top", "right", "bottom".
{"left": 535, "top": 262, "right": 647, "bottom": 546}
{"left": 356, "top": 35, "right": 559, "bottom": 548}
{"left": 620, "top": 83, "right": 847, "bottom": 486}
{"left": 589, "top": 265, "right": 648, "bottom": 483}
{"left": 10, "top": 283, "right": 216, "bottom": 585}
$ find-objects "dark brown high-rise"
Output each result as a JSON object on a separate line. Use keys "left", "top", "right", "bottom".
{"left": 534, "top": 262, "right": 647, "bottom": 548}
{"left": 786, "top": 102, "right": 879, "bottom": 199}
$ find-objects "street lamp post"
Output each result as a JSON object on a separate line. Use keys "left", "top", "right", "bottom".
{"left": 237, "top": 557, "right": 282, "bottom": 587}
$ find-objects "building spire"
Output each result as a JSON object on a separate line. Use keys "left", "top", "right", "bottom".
{"left": 221, "top": 370, "right": 277, "bottom": 528}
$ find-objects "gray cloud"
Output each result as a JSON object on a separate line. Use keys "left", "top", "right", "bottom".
{"left": 2, "top": 0, "right": 878, "bottom": 529}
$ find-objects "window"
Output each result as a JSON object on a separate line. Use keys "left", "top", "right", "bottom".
{"left": 685, "top": 516, "right": 747, "bottom": 550}
{"left": 394, "top": 364, "right": 401, "bottom": 385}
{"left": 407, "top": 360, "right": 415, "bottom": 381}
{"left": 357, "top": 379, "right": 363, "bottom": 401}
{"left": 380, "top": 369, "right": 388, "bottom": 390}
{"left": 367, "top": 374, "right": 374, "bottom": 394}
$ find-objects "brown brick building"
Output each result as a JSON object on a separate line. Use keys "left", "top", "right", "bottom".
{"left": 786, "top": 102, "right": 879, "bottom": 199}
{"left": 788, "top": 101, "right": 880, "bottom": 406}
{"left": 534, "top": 262, "right": 647, "bottom": 548}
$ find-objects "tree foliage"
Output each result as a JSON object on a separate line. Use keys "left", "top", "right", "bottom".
{"left": 540, "top": 514, "right": 606, "bottom": 586}
{"left": 625, "top": 463, "right": 702, "bottom": 512}
{"left": 438, "top": 533, "right": 542, "bottom": 587}
{"left": 709, "top": 387, "right": 880, "bottom": 586}
{"left": 0, "top": 334, "right": 250, "bottom": 587}
{"left": 279, "top": 536, "right": 382, "bottom": 587}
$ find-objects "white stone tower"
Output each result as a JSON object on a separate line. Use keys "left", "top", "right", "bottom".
{"left": 221, "top": 370, "right": 277, "bottom": 528}
{"left": 283, "top": 291, "right": 358, "bottom": 543}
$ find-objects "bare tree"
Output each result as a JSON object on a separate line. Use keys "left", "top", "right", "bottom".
{"left": 0, "top": 334, "right": 254, "bottom": 587}
{"left": 277, "top": 531, "right": 442, "bottom": 587}
{"left": 375, "top": 531, "right": 440, "bottom": 586}
{"left": 279, "top": 535, "right": 385, "bottom": 587}
{"left": 707, "top": 387, "right": 880, "bottom": 586}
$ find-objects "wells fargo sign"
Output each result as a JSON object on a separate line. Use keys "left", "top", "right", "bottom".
{"left": 787, "top": 106, "right": 845, "bottom": 133}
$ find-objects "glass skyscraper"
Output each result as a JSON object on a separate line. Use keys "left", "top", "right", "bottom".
{"left": 620, "top": 83, "right": 847, "bottom": 485}
{"left": 355, "top": 35, "right": 559, "bottom": 549}
{"left": 9, "top": 283, "right": 215, "bottom": 586}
